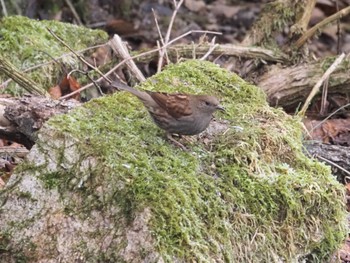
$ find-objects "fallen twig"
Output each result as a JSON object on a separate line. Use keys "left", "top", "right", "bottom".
{"left": 59, "top": 30, "right": 222, "bottom": 100}
{"left": 299, "top": 53, "right": 345, "bottom": 116}
{"left": 109, "top": 35, "right": 145, "bottom": 82}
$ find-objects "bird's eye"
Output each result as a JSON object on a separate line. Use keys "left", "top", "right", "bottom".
{"left": 205, "top": 101, "right": 211, "bottom": 106}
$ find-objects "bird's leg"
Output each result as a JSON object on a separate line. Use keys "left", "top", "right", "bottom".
{"left": 166, "top": 133, "right": 188, "bottom": 151}
{"left": 181, "top": 135, "right": 197, "bottom": 143}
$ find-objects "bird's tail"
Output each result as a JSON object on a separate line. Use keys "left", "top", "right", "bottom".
{"left": 111, "top": 80, "right": 151, "bottom": 102}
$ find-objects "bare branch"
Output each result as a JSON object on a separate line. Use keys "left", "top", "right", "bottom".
{"left": 157, "top": 0, "right": 184, "bottom": 72}
{"left": 295, "top": 6, "right": 350, "bottom": 49}
{"left": 109, "top": 35, "right": 145, "bottom": 82}
{"left": 299, "top": 53, "right": 345, "bottom": 116}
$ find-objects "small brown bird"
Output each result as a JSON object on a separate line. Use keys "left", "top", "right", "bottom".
{"left": 112, "top": 81, "right": 224, "bottom": 148}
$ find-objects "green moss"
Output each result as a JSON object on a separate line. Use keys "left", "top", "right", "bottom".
{"left": 250, "top": 2, "right": 292, "bottom": 47}
{"left": 0, "top": 16, "right": 107, "bottom": 95}
{"left": 31, "top": 60, "right": 349, "bottom": 261}
{"left": 17, "top": 191, "right": 35, "bottom": 201}
{"left": 0, "top": 229, "right": 37, "bottom": 263}
{"left": 0, "top": 230, "right": 11, "bottom": 251}
{"left": 38, "top": 171, "right": 64, "bottom": 189}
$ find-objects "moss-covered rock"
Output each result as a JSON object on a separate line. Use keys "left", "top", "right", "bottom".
{"left": 0, "top": 60, "right": 347, "bottom": 262}
{"left": 0, "top": 16, "right": 107, "bottom": 95}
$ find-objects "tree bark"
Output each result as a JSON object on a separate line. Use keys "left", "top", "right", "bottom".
{"left": 0, "top": 96, "right": 79, "bottom": 148}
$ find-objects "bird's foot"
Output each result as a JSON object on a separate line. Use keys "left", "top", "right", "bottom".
{"left": 166, "top": 133, "right": 188, "bottom": 151}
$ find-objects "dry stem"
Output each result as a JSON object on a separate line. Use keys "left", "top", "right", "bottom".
{"left": 299, "top": 53, "right": 345, "bottom": 116}
{"left": 157, "top": 0, "right": 184, "bottom": 72}
{"left": 60, "top": 30, "right": 221, "bottom": 100}
{"left": 63, "top": 0, "right": 83, "bottom": 25}
{"left": 109, "top": 35, "right": 145, "bottom": 82}
{"left": 295, "top": 6, "right": 350, "bottom": 48}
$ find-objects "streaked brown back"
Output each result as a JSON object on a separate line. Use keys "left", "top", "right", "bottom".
{"left": 147, "top": 92, "right": 192, "bottom": 119}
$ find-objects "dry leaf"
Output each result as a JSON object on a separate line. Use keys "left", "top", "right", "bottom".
{"left": 49, "top": 85, "right": 62, "bottom": 99}
{"left": 304, "top": 118, "right": 350, "bottom": 145}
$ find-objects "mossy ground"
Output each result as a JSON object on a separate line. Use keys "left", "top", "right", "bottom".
{"left": 0, "top": 16, "right": 107, "bottom": 95}
{"left": 42, "top": 60, "right": 346, "bottom": 261}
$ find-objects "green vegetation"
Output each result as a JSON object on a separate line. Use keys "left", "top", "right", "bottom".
{"left": 46, "top": 60, "right": 346, "bottom": 261}
{"left": 0, "top": 16, "right": 107, "bottom": 95}
{"left": 3, "top": 60, "right": 347, "bottom": 261}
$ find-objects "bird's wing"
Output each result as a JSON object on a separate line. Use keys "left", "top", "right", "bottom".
{"left": 147, "top": 92, "right": 192, "bottom": 119}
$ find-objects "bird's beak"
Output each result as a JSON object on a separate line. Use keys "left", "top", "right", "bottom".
{"left": 216, "top": 105, "right": 225, "bottom": 111}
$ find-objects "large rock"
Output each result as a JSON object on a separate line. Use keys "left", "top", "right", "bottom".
{"left": 0, "top": 60, "right": 346, "bottom": 262}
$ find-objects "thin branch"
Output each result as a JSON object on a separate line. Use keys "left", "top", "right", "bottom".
{"left": 152, "top": 8, "right": 170, "bottom": 65}
{"left": 152, "top": 8, "right": 165, "bottom": 46}
{"left": 0, "top": 146, "right": 29, "bottom": 158}
{"left": 292, "top": 0, "right": 316, "bottom": 32}
{"left": 63, "top": 0, "right": 83, "bottom": 25}
{"left": 0, "top": 43, "right": 107, "bottom": 89}
{"left": 166, "top": 0, "right": 184, "bottom": 44}
{"left": 0, "top": 55, "right": 48, "bottom": 97}
{"left": 156, "top": 40, "right": 162, "bottom": 63}
{"left": 47, "top": 28, "right": 111, "bottom": 83}
{"left": 59, "top": 30, "right": 222, "bottom": 100}
{"left": 309, "top": 102, "right": 350, "bottom": 134}
{"left": 109, "top": 35, "right": 145, "bottom": 82}
{"left": 0, "top": 0, "right": 8, "bottom": 16}
{"left": 67, "top": 69, "right": 104, "bottom": 96}
{"left": 336, "top": 0, "right": 341, "bottom": 54}
{"left": 299, "top": 53, "right": 345, "bottom": 116}
{"left": 295, "top": 6, "right": 350, "bottom": 49}
{"left": 0, "top": 44, "right": 107, "bottom": 89}
{"left": 200, "top": 37, "right": 218, "bottom": 60}
{"left": 157, "top": 0, "right": 184, "bottom": 72}
{"left": 315, "top": 154, "right": 350, "bottom": 177}
{"left": 320, "top": 77, "right": 329, "bottom": 116}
